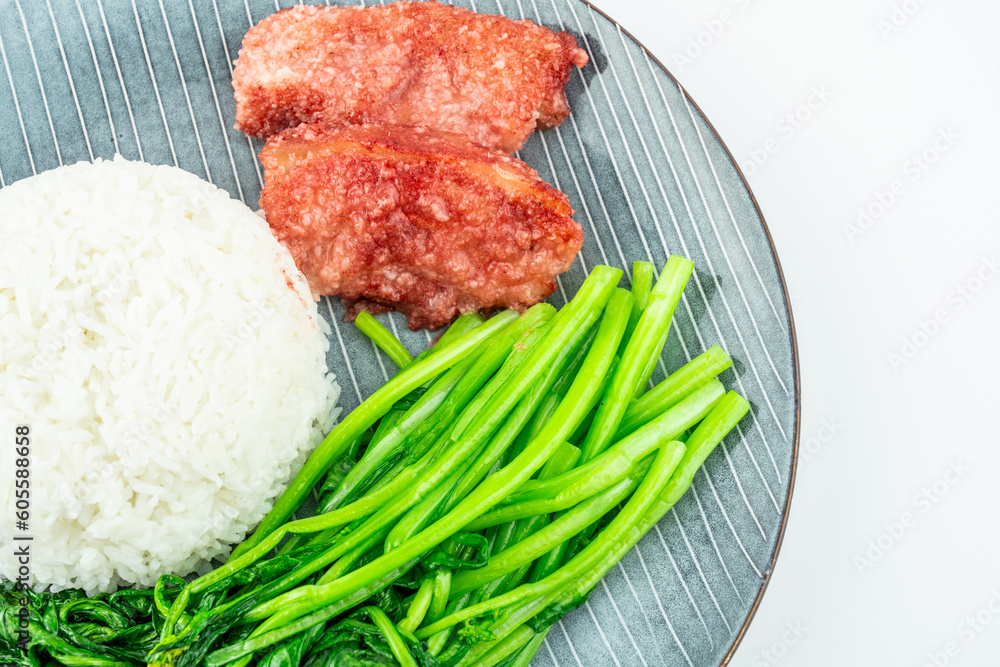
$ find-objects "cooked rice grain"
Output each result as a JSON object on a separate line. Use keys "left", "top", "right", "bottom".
{"left": 0, "top": 158, "right": 340, "bottom": 593}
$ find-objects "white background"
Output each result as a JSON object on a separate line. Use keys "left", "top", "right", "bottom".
{"left": 596, "top": 1, "right": 1000, "bottom": 665}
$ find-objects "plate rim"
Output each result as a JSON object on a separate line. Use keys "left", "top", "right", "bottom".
{"left": 0, "top": 0, "right": 800, "bottom": 661}
{"left": 577, "top": 1, "right": 802, "bottom": 663}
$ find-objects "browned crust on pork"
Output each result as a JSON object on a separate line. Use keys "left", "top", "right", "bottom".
{"left": 234, "top": 2, "right": 588, "bottom": 153}
{"left": 260, "top": 122, "right": 584, "bottom": 329}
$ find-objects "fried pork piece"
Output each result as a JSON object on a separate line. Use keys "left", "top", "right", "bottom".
{"left": 260, "top": 122, "right": 584, "bottom": 330}
{"left": 234, "top": 2, "right": 588, "bottom": 153}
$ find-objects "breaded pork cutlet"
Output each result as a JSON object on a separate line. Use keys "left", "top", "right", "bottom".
{"left": 259, "top": 122, "right": 584, "bottom": 330}
{"left": 233, "top": 2, "right": 588, "bottom": 153}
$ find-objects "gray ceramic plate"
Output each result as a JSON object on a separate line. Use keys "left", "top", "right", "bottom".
{"left": 0, "top": 0, "right": 799, "bottom": 664}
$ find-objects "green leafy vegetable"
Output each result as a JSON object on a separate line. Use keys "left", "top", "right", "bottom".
{"left": 4, "top": 257, "right": 753, "bottom": 667}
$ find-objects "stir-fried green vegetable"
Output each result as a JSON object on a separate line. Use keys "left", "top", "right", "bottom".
{"left": 1, "top": 257, "right": 752, "bottom": 667}
{"left": 0, "top": 584, "right": 159, "bottom": 666}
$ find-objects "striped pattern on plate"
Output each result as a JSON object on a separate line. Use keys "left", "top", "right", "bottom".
{"left": 0, "top": 0, "right": 799, "bottom": 664}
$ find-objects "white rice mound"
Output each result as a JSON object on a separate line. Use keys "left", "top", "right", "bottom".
{"left": 0, "top": 157, "right": 340, "bottom": 594}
